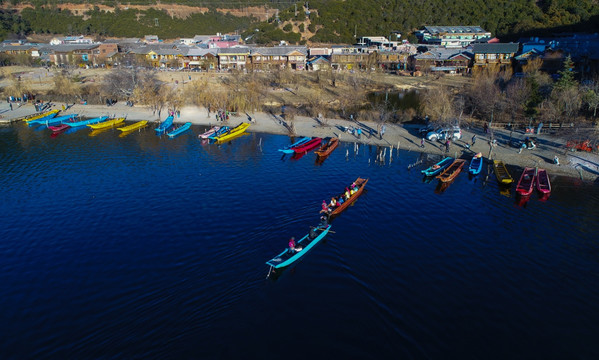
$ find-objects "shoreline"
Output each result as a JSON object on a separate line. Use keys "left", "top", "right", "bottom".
{"left": 2, "top": 101, "right": 598, "bottom": 182}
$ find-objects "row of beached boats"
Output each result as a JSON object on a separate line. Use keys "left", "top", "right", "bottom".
{"left": 265, "top": 177, "right": 368, "bottom": 273}
{"left": 421, "top": 153, "right": 552, "bottom": 199}
{"left": 23, "top": 110, "right": 212, "bottom": 139}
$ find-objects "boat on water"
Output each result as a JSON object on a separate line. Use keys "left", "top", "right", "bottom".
{"left": 167, "top": 122, "right": 192, "bottom": 138}
{"left": 29, "top": 113, "right": 75, "bottom": 126}
{"left": 24, "top": 109, "right": 59, "bottom": 123}
{"left": 536, "top": 168, "right": 551, "bottom": 195}
{"left": 421, "top": 157, "right": 453, "bottom": 177}
{"left": 468, "top": 153, "right": 483, "bottom": 175}
{"left": 154, "top": 116, "right": 174, "bottom": 135}
{"left": 516, "top": 167, "right": 536, "bottom": 196}
{"left": 436, "top": 159, "right": 466, "bottom": 183}
{"left": 117, "top": 120, "right": 148, "bottom": 132}
{"left": 48, "top": 124, "right": 70, "bottom": 132}
{"left": 315, "top": 138, "right": 339, "bottom": 157}
{"left": 493, "top": 160, "right": 514, "bottom": 185}
{"left": 64, "top": 116, "right": 109, "bottom": 128}
{"left": 266, "top": 225, "right": 332, "bottom": 269}
{"left": 199, "top": 125, "right": 221, "bottom": 139}
{"left": 87, "top": 118, "right": 125, "bottom": 130}
{"left": 210, "top": 122, "right": 250, "bottom": 142}
{"left": 279, "top": 136, "right": 311, "bottom": 153}
{"left": 293, "top": 137, "right": 322, "bottom": 154}
{"left": 325, "top": 177, "right": 369, "bottom": 218}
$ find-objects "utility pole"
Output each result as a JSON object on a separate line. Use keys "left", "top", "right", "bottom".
{"left": 295, "top": 3, "right": 297, "bottom": 17}
{"left": 354, "top": 24, "right": 357, "bottom": 39}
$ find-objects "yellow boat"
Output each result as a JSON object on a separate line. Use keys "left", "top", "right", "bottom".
{"left": 117, "top": 120, "right": 148, "bottom": 132}
{"left": 88, "top": 118, "right": 125, "bottom": 130}
{"left": 214, "top": 123, "right": 250, "bottom": 142}
{"left": 24, "top": 109, "right": 59, "bottom": 122}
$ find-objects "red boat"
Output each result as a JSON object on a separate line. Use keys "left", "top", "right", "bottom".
{"left": 293, "top": 137, "right": 322, "bottom": 154}
{"left": 536, "top": 168, "right": 551, "bottom": 195}
{"left": 516, "top": 167, "right": 535, "bottom": 196}
{"left": 48, "top": 124, "right": 71, "bottom": 132}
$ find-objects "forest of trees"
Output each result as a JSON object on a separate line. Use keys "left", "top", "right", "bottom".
{"left": 2, "top": 0, "right": 599, "bottom": 43}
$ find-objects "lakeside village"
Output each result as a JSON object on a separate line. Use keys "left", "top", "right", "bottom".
{"left": 1, "top": 26, "right": 599, "bottom": 76}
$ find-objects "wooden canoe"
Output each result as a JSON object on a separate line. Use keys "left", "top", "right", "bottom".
{"left": 436, "top": 159, "right": 466, "bottom": 183}
{"left": 315, "top": 138, "right": 339, "bottom": 157}
{"left": 328, "top": 177, "right": 369, "bottom": 217}
{"left": 516, "top": 167, "right": 535, "bottom": 196}
{"left": 167, "top": 122, "right": 192, "bottom": 138}
{"left": 265, "top": 225, "right": 331, "bottom": 269}
{"left": 48, "top": 124, "right": 70, "bottom": 132}
{"left": 422, "top": 157, "right": 453, "bottom": 177}
{"left": 293, "top": 137, "right": 322, "bottom": 153}
{"left": 468, "top": 154, "right": 483, "bottom": 175}
{"left": 199, "top": 125, "right": 221, "bottom": 139}
{"left": 24, "top": 109, "right": 59, "bottom": 122}
{"left": 493, "top": 160, "right": 514, "bottom": 185}
{"left": 118, "top": 120, "right": 148, "bottom": 132}
{"left": 87, "top": 118, "right": 125, "bottom": 130}
{"left": 279, "top": 136, "right": 311, "bottom": 153}
{"left": 211, "top": 122, "right": 250, "bottom": 142}
{"left": 536, "top": 168, "right": 551, "bottom": 195}
{"left": 154, "top": 115, "right": 174, "bottom": 134}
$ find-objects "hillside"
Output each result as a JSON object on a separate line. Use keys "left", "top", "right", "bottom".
{"left": 1, "top": 0, "right": 599, "bottom": 43}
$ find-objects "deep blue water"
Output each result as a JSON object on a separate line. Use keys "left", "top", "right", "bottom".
{"left": 1, "top": 123, "right": 599, "bottom": 359}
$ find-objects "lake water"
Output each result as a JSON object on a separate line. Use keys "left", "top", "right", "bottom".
{"left": 1, "top": 123, "right": 599, "bottom": 359}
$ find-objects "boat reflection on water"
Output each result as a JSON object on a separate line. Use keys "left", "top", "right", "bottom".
{"left": 214, "top": 132, "right": 248, "bottom": 144}
{"left": 314, "top": 154, "right": 330, "bottom": 166}
{"left": 538, "top": 192, "right": 551, "bottom": 202}
{"left": 516, "top": 193, "right": 531, "bottom": 207}
{"left": 499, "top": 186, "right": 512, "bottom": 198}
{"left": 89, "top": 127, "right": 112, "bottom": 137}
{"left": 435, "top": 179, "right": 453, "bottom": 194}
{"left": 50, "top": 127, "right": 69, "bottom": 138}
{"left": 422, "top": 175, "right": 434, "bottom": 184}
{"left": 291, "top": 150, "right": 309, "bottom": 160}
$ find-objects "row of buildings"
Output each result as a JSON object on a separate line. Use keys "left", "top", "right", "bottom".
{"left": 2, "top": 27, "right": 598, "bottom": 75}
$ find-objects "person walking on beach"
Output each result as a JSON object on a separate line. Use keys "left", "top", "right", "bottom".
{"left": 471, "top": 134, "right": 476, "bottom": 146}
{"left": 421, "top": 138, "right": 425, "bottom": 148}
{"left": 9, "top": 103, "right": 12, "bottom": 111}
{"left": 445, "top": 139, "right": 450, "bottom": 153}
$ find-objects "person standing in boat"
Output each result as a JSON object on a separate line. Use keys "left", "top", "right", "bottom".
{"left": 321, "top": 200, "right": 330, "bottom": 213}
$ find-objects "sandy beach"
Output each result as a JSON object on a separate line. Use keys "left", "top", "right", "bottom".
{"left": 2, "top": 100, "right": 598, "bottom": 182}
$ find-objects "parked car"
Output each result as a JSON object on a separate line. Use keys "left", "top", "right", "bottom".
{"left": 426, "top": 126, "right": 462, "bottom": 141}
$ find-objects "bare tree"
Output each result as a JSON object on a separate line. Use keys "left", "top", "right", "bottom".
{"left": 102, "top": 68, "right": 157, "bottom": 99}
{"left": 421, "top": 86, "right": 454, "bottom": 124}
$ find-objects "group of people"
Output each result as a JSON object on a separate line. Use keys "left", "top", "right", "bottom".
{"left": 320, "top": 182, "right": 360, "bottom": 214}
{"left": 288, "top": 214, "right": 329, "bottom": 254}
{"left": 216, "top": 109, "right": 229, "bottom": 122}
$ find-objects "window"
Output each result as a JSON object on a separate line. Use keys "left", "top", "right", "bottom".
{"left": 273, "top": 56, "right": 279, "bottom": 60}
{"left": 487, "top": 54, "right": 496, "bottom": 60}
{"left": 255, "top": 56, "right": 261, "bottom": 61}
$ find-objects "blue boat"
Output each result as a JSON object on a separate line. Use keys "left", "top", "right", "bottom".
{"left": 64, "top": 116, "right": 109, "bottom": 128}
{"left": 31, "top": 114, "right": 78, "bottom": 126}
{"left": 167, "top": 122, "right": 192, "bottom": 138}
{"left": 469, "top": 154, "right": 484, "bottom": 175}
{"left": 421, "top": 157, "right": 454, "bottom": 177}
{"left": 278, "top": 136, "right": 311, "bottom": 153}
{"left": 266, "top": 225, "right": 331, "bottom": 269}
{"left": 155, "top": 116, "right": 174, "bottom": 135}
{"left": 207, "top": 126, "right": 229, "bottom": 140}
